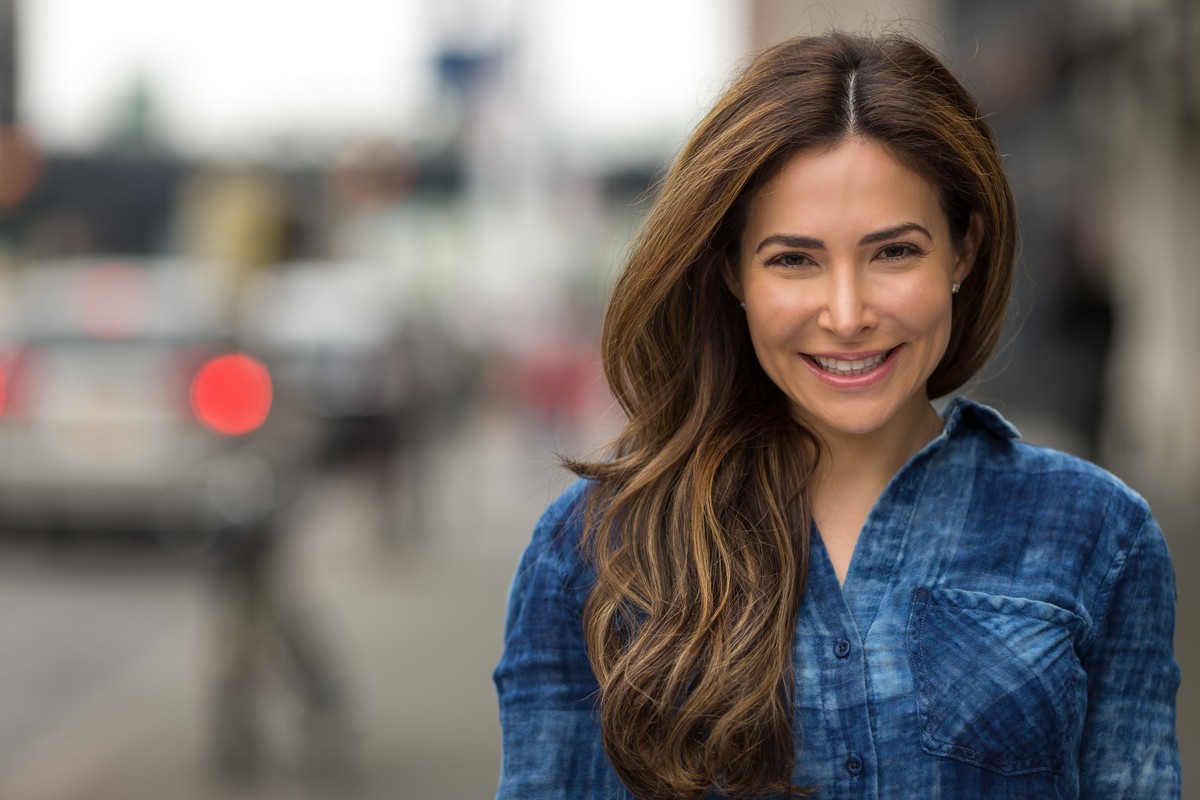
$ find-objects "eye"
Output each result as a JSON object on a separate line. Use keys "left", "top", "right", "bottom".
{"left": 767, "top": 252, "right": 815, "bottom": 269}
{"left": 877, "top": 243, "right": 921, "bottom": 261}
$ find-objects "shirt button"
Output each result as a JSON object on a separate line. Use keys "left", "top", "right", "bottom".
{"left": 845, "top": 752, "right": 864, "bottom": 775}
{"left": 833, "top": 639, "right": 851, "bottom": 658}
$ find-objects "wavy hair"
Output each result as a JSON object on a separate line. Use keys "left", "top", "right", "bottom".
{"left": 568, "top": 31, "right": 1016, "bottom": 799}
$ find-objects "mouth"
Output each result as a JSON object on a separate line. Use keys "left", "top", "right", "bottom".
{"left": 806, "top": 348, "right": 895, "bottom": 377}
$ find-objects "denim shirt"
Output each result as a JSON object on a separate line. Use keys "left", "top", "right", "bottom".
{"left": 493, "top": 398, "right": 1181, "bottom": 799}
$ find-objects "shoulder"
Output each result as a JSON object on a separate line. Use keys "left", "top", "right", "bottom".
{"left": 1012, "top": 438, "right": 1152, "bottom": 506}
{"left": 1001, "top": 440, "right": 1158, "bottom": 576}
{"left": 525, "top": 477, "right": 592, "bottom": 566}
{"left": 938, "top": 397, "right": 1164, "bottom": 606}
{"left": 503, "top": 478, "right": 594, "bottom": 619}
{"left": 943, "top": 396, "right": 1152, "bottom": 528}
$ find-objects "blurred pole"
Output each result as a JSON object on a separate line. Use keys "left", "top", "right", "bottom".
{"left": 0, "top": 0, "right": 39, "bottom": 212}
{"left": 0, "top": 0, "right": 14, "bottom": 125}
{"left": 1094, "top": 0, "right": 1200, "bottom": 503}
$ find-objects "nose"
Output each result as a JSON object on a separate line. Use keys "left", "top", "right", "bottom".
{"left": 817, "top": 267, "right": 877, "bottom": 338}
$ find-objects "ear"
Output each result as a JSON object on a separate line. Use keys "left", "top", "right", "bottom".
{"left": 953, "top": 211, "right": 984, "bottom": 284}
{"left": 722, "top": 254, "right": 744, "bottom": 304}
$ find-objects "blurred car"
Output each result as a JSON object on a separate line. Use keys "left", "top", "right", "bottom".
{"left": 239, "top": 260, "right": 481, "bottom": 467}
{"left": 0, "top": 257, "right": 315, "bottom": 550}
{"left": 237, "top": 260, "right": 483, "bottom": 543}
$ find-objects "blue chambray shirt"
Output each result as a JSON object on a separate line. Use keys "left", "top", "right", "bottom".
{"left": 493, "top": 398, "right": 1181, "bottom": 798}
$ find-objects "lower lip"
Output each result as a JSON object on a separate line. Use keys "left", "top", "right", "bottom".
{"left": 801, "top": 346, "right": 902, "bottom": 389}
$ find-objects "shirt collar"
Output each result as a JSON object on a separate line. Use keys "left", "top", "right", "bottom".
{"left": 940, "top": 396, "right": 1022, "bottom": 441}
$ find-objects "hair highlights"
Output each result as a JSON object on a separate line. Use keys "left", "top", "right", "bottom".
{"left": 569, "top": 32, "right": 1016, "bottom": 799}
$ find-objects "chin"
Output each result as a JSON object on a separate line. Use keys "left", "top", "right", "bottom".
{"left": 790, "top": 408, "right": 891, "bottom": 438}
{"left": 787, "top": 389, "right": 927, "bottom": 439}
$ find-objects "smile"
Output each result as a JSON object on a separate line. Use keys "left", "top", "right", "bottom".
{"left": 809, "top": 349, "right": 893, "bottom": 376}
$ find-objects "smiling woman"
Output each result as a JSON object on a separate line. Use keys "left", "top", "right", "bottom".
{"left": 727, "top": 137, "right": 979, "bottom": 445}
{"left": 724, "top": 137, "right": 985, "bottom": 582}
{"left": 494, "top": 31, "right": 1180, "bottom": 800}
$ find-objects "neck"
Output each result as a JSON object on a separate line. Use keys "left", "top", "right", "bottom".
{"left": 810, "top": 401, "right": 944, "bottom": 496}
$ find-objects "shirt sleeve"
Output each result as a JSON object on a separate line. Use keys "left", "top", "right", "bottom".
{"left": 492, "top": 482, "right": 628, "bottom": 799}
{"left": 1078, "top": 510, "right": 1181, "bottom": 798}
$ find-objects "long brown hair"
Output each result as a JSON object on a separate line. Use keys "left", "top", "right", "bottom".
{"left": 569, "top": 31, "right": 1016, "bottom": 799}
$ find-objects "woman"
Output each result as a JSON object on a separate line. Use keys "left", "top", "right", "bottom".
{"left": 494, "top": 31, "right": 1180, "bottom": 799}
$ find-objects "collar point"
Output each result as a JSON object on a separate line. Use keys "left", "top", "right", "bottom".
{"left": 940, "top": 396, "right": 1021, "bottom": 440}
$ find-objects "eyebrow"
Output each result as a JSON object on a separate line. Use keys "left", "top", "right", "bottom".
{"left": 754, "top": 223, "right": 934, "bottom": 254}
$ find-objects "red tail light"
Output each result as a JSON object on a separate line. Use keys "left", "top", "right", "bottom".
{"left": 189, "top": 353, "right": 272, "bottom": 436}
{"left": 1, "top": 346, "right": 38, "bottom": 419}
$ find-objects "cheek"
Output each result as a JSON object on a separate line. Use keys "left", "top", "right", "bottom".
{"left": 745, "top": 293, "right": 814, "bottom": 352}
{"left": 890, "top": 280, "right": 953, "bottom": 336}
{"left": 745, "top": 279, "right": 815, "bottom": 324}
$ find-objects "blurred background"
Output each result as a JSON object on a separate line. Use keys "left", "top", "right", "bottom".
{"left": 0, "top": 0, "right": 1194, "bottom": 797}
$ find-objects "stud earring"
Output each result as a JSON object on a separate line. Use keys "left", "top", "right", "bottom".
{"left": 740, "top": 301, "right": 746, "bottom": 310}
{"left": 951, "top": 283, "right": 960, "bottom": 295}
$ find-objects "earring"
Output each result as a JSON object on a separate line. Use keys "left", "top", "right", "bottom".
{"left": 951, "top": 283, "right": 960, "bottom": 295}
{"left": 739, "top": 301, "right": 746, "bottom": 310}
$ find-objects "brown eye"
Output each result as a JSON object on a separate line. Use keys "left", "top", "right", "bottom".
{"left": 879, "top": 244, "right": 918, "bottom": 260}
{"left": 773, "top": 253, "right": 812, "bottom": 268}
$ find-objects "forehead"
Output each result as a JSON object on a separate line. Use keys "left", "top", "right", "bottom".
{"left": 744, "top": 137, "right": 947, "bottom": 240}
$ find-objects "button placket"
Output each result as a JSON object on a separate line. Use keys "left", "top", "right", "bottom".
{"left": 803, "top": 527, "right": 879, "bottom": 796}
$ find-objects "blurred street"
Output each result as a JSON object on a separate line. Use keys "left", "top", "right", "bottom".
{"left": 0, "top": 400, "right": 607, "bottom": 800}
{"left": 0, "top": 0, "right": 1195, "bottom": 795}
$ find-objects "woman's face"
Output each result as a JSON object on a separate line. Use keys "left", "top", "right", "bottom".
{"left": 725, "top": 136, "right": 979, "bottom": 444}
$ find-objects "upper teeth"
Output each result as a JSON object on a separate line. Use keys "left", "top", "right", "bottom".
{"left": 813, "top": 352, "right": 887, "bottom": 375}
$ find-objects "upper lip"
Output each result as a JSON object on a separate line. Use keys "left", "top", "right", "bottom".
{"left": 804, "top": 347, "right": 894, "bottom": 360}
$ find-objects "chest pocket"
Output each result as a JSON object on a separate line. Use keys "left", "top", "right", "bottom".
{"left": 906, "top": 587, "right": 1086, "bottom": 776}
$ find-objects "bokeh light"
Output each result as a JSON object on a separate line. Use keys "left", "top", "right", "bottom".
{"left": 189, "top": 353, "right": 272, "bottom": 435}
